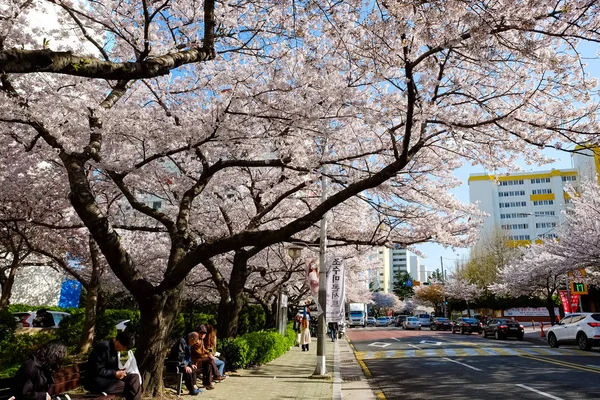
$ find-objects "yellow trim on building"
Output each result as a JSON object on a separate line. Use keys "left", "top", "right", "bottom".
{"left": 508, "top": 240, "right": 532, "bottom": 247}
{"left": 469, "top": 169, "right": 576, "bottom": 183}
{"left": 530, "top": 194, "right": 555, "bottom": 201}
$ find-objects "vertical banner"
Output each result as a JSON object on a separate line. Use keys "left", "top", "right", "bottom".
{"left": 570, "top": 294, "right": 580, "bottom": 312}
{"left": 326, "top": 257, "right": 345, "bottom": 323}
{"left": 558, "top": 290, "right": 571, "bottom": 313}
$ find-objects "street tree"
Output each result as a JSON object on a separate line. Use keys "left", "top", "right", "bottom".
{"left": 392, "top": 270, "right": 414, "bottom": 300}
{"left": 371, "top": 292, "right": 402, "bottom": 316}
{"left": 2, "top": 1, "right": 600, "bottom": 395}
{"left": 414, "top": 285, "right": 445, "bottom": 313}
{"left": 428, "top": 269, "right": 444, "bottom": 283}
{"left": 444, "top": 274, "right": 482, "bottom": 317}
{"left": 491, "top": 243, "right": 569, "bottom": 324}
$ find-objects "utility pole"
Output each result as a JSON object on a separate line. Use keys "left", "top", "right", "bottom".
{"left": 441, "top": 257, "right": 447, "bottom": 318}
{"left": 315, "top": 147, "right": 328, "bottom": 376}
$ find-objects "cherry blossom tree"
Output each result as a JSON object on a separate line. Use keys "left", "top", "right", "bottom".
{"left": 491, "top": 243, "right": 569, "bottom": 324}
{"left": 444, "top": 274, "right": 482, "bottom": 317}
{"left": 2, "top": 0, "right": 600, "bottom": 394}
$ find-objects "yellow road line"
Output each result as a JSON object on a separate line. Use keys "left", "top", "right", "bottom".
{"left": 375, "top": 390, "right": 387, "bottom": 399}
{"left": 520, "top": 354, "right": 600, "bottom": 374}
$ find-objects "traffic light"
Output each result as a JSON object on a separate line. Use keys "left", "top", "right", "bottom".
{"left": 571, "top": 281, "right": 588, "bottom": 295}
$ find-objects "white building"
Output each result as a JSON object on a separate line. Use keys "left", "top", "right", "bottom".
{"left": 375, "top": 247, "right": 428, "bottom": 293}
{"left": 469, "top": 150, "right": 598, "bottom": 245}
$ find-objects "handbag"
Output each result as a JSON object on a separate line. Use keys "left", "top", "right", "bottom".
{"left": 118, "top": 350, "right": 143, "bottom": 385}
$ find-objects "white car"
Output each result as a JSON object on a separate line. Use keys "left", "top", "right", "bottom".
{"left": 403, "top": 317, "right": 422, "bottom": 330}
{"left": 547, "top": 312, "right": 600, "bottom": 350}
{"left": 13, "top": 311, "right": 71, "bottom": 328}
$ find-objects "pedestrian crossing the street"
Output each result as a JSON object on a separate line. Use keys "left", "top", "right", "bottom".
{"left": 358, "top": 346, "right": 591, "bottom": 360}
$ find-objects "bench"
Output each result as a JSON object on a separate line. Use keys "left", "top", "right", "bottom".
{"left": 164, "top": 361, "right": 184, "bottom": 395}
{"left": 0, "top": 363, "right": 114, "bottom": 400}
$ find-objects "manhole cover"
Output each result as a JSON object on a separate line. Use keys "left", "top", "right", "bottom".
{"left": 342, "top": 376, "right": 362, "bottom": 382}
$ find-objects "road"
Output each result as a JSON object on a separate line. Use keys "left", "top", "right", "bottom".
{"left": 346, "top": 325, "right": 600, "bottom": 400}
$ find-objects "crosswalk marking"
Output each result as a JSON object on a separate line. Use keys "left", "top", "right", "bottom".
{"left": 357, "top": 347, "right": 598, "bottom": 360}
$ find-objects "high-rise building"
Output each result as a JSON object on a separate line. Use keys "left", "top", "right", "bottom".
{"left": 469, "top": 150, "right": 598, "bottom": 245}
{"left": 375, "top": 247, "right": 425, "bottom": 293}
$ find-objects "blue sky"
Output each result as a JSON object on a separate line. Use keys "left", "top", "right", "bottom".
{"left": 414, "top": 42, "right": 600, "bottom": 275}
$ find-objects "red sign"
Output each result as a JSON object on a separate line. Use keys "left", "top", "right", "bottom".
{"left": 558, "top": 291, "right": 580, "bottom": 314}
{"left": 571, "top": 294, "right": 580, "bottom": 312}
{"left": 558, "top": 290, "right": 571, "bottom": 313}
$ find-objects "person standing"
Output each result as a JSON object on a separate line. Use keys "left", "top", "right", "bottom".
{"left": 293, "top": 315, "right": 302, "bottom": 346}
{"left": 84, "top": 332, "right": 141, "bottom": 400}
{"left": 300, "top": 317, "right": 311, "bottom": 352}
{"left": 12, "top": 342, "right": 67, "bottom": 400}
{"left": 328, "top": 321, "right": 339, "bottom": 342}
{"left": 167, "top": 332, "right": 202, "bottom": 395}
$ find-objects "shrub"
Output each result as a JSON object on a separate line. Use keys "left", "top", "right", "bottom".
{"left": 183, "top": 312, "right": 216, "bottom": 334}
{"left": 237, "top": 305, "right": 266, "bottom": 335}
{"left": 0, "top": 308, "right": 16, "bottom": 340}
{"left": 57, "top": 309, "right": 86, "bottom": 348}
{"left": 219, "top": 336, "right": 249, "bottom": 370}
{"left": 0, "top": 331, "right": 59, "bottom": 369}
{"left": 8, "top": 304, "right": 71, "bottom": 313}
{"left": 94, "top": 313, "right": 118, "bottom": 342}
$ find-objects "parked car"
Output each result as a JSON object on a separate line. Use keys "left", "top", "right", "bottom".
{"left": 547, "top": 313, "right": 600, "bottom": 350}
{"left": 430, "top": 317, "right": 452, "bottom": 331}
{"left": 13, "top": 310, "right": 71, "bottom": 328}
{"left": 376, "top": 317, "right": 389, "bottom": 327}
{"left": 395, "top": 315, "right": 409, "bottom": 327}
{"left": 417, "top": 313, "right": 431, "bottom": 327}
{"left": 367, "top": 316, "right": 376, "bottom": 326}
{"left": 452, "top": 317, "right": 482, "bottom": 334}
{"left": 403, "top": 317, "right": 422, "bottom": 330}
{"left": 482, "top": 318, "right": 524, "bottom": 340}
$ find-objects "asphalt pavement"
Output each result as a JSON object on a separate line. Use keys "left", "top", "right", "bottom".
{"left": 345, "top": 325, "right": 600, "bottom": 400}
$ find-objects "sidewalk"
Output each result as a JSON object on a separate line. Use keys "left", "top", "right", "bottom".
{"left": 171, "top": 341, "right": 334, "bottom": 399}
{"left": 523, "top": 325, "right": 551, "bottom": 344}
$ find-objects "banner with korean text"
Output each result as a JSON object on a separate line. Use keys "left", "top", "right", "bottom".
{"left": 326, "top": 257, "right": 345, "bottom": 323}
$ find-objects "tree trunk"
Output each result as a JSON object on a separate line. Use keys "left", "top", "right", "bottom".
{"left": 217, "top": 251, "right": 249, "bottom": 338}
{"left": 546, "top": 294, "right": 557, "bottom": 325}
{"left": 136, "top": 287, "right": 183, "bottom": 397}
{"left": 0, "top": 258, "right": 19, "bottom": 310}
{"left": 77, "top": 280, "right": 99, "bottom": 353}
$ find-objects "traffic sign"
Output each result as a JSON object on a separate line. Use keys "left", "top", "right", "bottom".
{"left": 406, "top": 280, "right": 413, "bottom": 287}
{"left": 413, "top": 281, "right": 421, "bottom": 286}
{"left": 570, "top": 281, "right": 588, "bottom": 295}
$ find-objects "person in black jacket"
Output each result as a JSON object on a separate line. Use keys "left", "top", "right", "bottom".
{"left": 11, "top": 342, "right": 67, "bottom": 400}
{"left": 167, "top": 332, "right": 202, "bottom": 395}
{"left": 83, "top": 332, "right": 141, "bottom": 400}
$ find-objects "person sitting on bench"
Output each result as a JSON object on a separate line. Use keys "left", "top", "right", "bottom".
{"left": 167, "top": 332, "right": 202, "bottom": 395}
{"left": 12, "top": 342, "right": 67, "bottom": 400}
{"left": 84, "top": 332, "right": 141, "bottom": 400}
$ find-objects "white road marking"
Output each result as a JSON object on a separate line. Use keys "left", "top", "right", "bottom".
{"left": 481, "top": 347, "right": 499, "bottom": 355}
{"left": 536, "top": 348, "right": 562, "bottom": 356}
{"left": 419, "top": 340, "right": 442, "bottom": 345}
{"left": 515, "top": 384, "right": 564, "bottom": 400}
{"left": 463, "top": 348, "right": 479, "bottom": 356}
{"left": 441, "top": 357, "right": 482, "bottom": 371}
{"left": 368, "top": 342, "right": 391, "bottom": 348}
{"left": 405, "top": 350, "right": 416, "bottom": 357}
{"left": 408, "top": 344, "right": 422, "bottom": 350}
{"left": 425, "top": 349, "right": 437, "bottom": 356}
{"left": 385, "top": 350, "right": 395, "bottom": 358}
{"left": 391, "top": 338, "right": 402, "bottom": 342}
{"left": 444, "top": 349, "right": 457, "bottom": 356}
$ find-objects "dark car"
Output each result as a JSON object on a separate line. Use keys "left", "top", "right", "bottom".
{"left": 395, "top": 315, "right": 409, "bottom": 327}
{"left": 430, "top": 317, "right": 451, "bottom": 331}
{"left": 483, "top": 318, "right": 524, "bottom": 340}
{"left": 452, "top": 317, "right": 482, "bottom": 334}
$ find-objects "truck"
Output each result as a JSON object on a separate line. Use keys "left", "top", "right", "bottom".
{"left": 347, "top": 303, "right": 368, "bottom": 328}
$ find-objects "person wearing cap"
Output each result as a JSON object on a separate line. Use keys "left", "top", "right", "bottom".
{"left": 167, "top": 332, "right": 202, "bottom": 395}
{"left": 191, "top": 325, "right": 219, "bottom": 390}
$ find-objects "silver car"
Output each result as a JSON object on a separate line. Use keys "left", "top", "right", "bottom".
{"left": 403, "top": 317, "right": 422, "bottom": 330}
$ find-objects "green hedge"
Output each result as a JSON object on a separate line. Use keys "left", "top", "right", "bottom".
{"left": 0, "top": 308, "right": 16, "bottom": 340}
{"left": 0, "top": 331, "right": 59, "bottom": 378}
{"left": 219, "top": 323, "right": 294, "bottom": 370}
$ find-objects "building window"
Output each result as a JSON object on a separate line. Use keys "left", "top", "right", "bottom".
{"left": 536, "top": 222, "right": 557, "bottom": 229}
{"left": 499, "top": 201, "right": 527, "bottom": 208}
{"left": 499, "top": 190, "right": 526, "bottom": 197}
{"left": 562, "top": 176, "right": 576, "bottom": 182}
{"left": 531, "top": 177, "right": 551, "bottom": 184}
{"left": 538, "top": 233, "right": 558, "bottom": 239}
{"left": 499, "top": 179, "right": 524, "bottom": 186}
{"left": 532, "top": 188, "right": 553, "bottom": 195}
{"left": 500, "top": 213, "right": 530, "bottom": 219}
{"left": 534, "top": 211, "right": 555, "bottom": 217}
{"left": 533, "top": 200, "right": 554, "bottom": 206}
{"left": 509, "top": 235, "right": 531, "bottom": 240}
{"left": 502, "top": 224, "right": 529, "bottom": 230}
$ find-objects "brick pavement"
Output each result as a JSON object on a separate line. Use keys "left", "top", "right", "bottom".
{"left": 168, "top": 341, "right": 334, "bottom": 399}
